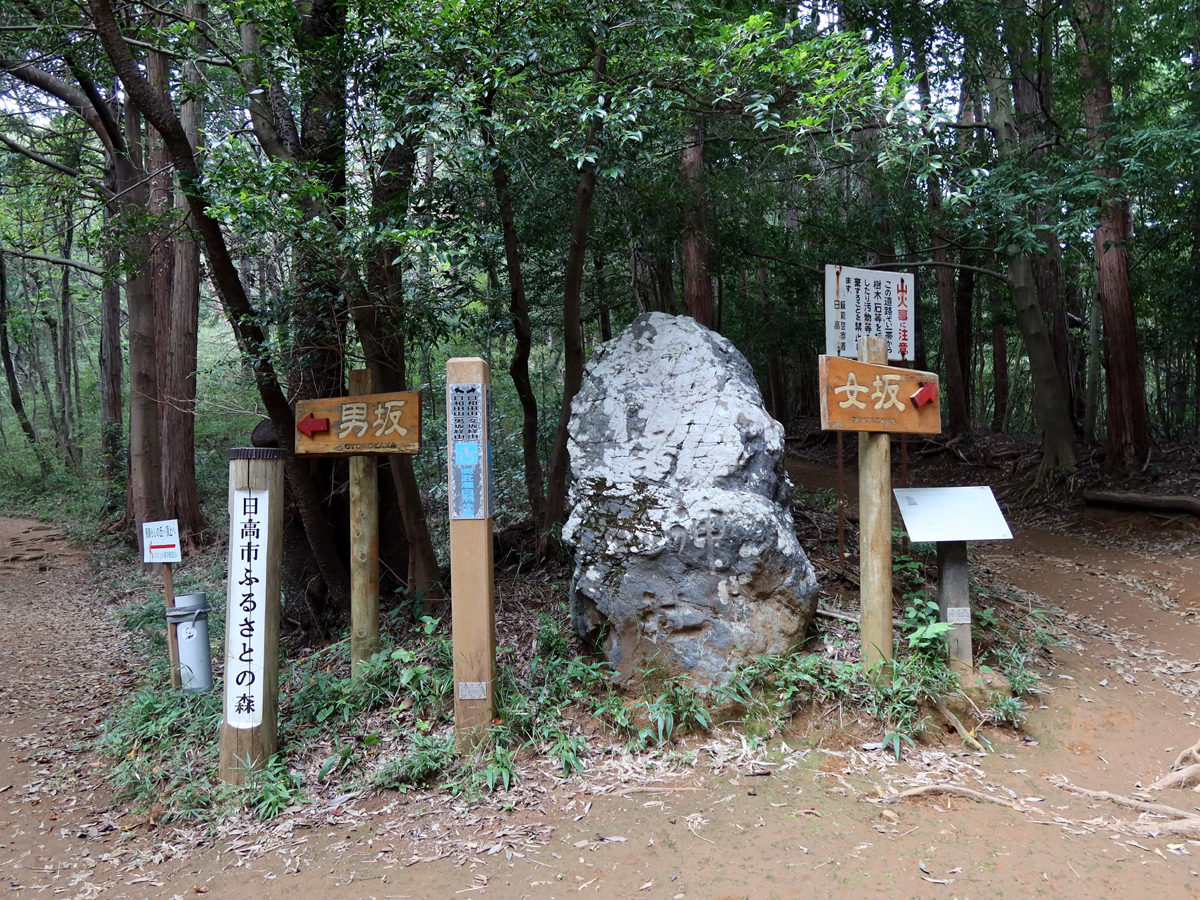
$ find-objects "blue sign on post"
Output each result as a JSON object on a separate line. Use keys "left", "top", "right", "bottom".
{"left": 449, "top": 384, "right": 487, "bottom": 520}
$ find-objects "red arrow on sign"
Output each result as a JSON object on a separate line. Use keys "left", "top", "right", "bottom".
{"left": 149, "top": 544, "right": 176, "bottom": 550}
{"left": 297, "top": 413, "right": 330, "bottom": 437}
{"left": 910, "top": 382, "right": 938, "bottom": 408}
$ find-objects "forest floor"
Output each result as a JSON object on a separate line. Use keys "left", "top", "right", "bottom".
{"left": 5, "top": 448, "right": 1200, "bottom": 900}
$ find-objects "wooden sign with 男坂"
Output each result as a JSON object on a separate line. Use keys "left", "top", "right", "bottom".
{"left": 819, "top": 355, "right": 941, "bottom": 434}
{"left": 293, "top": 391, "right": 421, "bottom": 455}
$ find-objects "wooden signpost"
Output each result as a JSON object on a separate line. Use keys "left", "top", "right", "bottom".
{"left": 817, "top": 339, "right": 942, "bottom": 674}
{"left": 294, "top": 375, "right": 422, "bottom": 677}
{"left": 220, "top": 448, "right": 284, "bottom": 784}
{"left": 446, "top": 358, "right": 496, "bottom": 744}
{"left": 143, "top": 519, "right": 183, "bottom": 689}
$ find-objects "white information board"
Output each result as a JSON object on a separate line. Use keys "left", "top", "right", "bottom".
{"left": 226, "top": 490, "right": 268, "bottom": 729}
{"left": 892, "top": 486, "right": 1012, "bottom": 543}
{"left": 142, "top": 519, "right": 181, "bottom": 563}
{"left": 824, "top": 264, "right": 913, "bottom": 362}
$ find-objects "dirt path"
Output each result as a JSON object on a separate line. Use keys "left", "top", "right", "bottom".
{"left": 4, "top": 515, "right": 1200, "bottom": 899}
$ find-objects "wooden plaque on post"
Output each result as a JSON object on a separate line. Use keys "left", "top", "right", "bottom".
{"left": 819, "top": 356, "right": 941, "bottom": 434}
{"left": 293, "top": 392, "right": 422, "bottom": 455}
{"left": 220, "top": 448, "right": 285, "bottom": 785}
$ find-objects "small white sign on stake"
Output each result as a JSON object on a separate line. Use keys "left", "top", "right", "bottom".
{"left": 142, "top": 519, "right": 181, "bottom": 564}
{"left": 226, "top": 490, "right": 269, "bottom": 729}
{"left": 824, "top": 264, "right": 914, "bottom": 362}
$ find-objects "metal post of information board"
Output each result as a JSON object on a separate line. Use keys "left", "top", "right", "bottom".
{"left": 858, "top": 335, "right": 893, "bottom": 674}
{"left": 937, "top": 540, "right": 973, "bottom": 671}
{"left": 220, "top": 448, "right": 284, "bottom": 785}
{"left": 348, "top": 369, "right": 380, "bottom": 677}
{"left": 446, "top": 358, "right": 496, "bottom": 745}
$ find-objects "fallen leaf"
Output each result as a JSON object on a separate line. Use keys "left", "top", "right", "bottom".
{"left": 639, "top": 881, "right": 653, "bottom": 891}
{"left": 918, "top": 860, "right": 930, "bottom": 874}
{"left": 922, "top": 876, "right": 954, "bottom": 885}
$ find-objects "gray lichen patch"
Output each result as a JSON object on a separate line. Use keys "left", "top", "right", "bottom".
{"left": 563, "top": 313, "right": 817, "bottom": 687}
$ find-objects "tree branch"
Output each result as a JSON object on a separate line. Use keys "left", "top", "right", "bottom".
{"left": 0, "top": 133, "right": 114, "bottom": 198}
{"left": 4, "top": 249, "right": 110, "bottom": 278}
{"left": 0, "top": 59, "right": 115, "bottom": 154}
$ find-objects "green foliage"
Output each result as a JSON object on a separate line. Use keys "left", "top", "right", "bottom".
{"left": 987, "top": 694, "right": 1030, "bottom": 729}
{"left": 248, "top": 754, "right": 305, "bottom": 820}
{"left": 372, "top": 733, "right": 455, "bottom": 790}
{"left": 901, "top": 593, "right": 953, "bottom": 653}
{"left": 991, "top": 645, "right": 1045, "bottom": 698}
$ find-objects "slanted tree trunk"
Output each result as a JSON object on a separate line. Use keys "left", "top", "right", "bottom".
{"left": 1072, "top": 0, "right": 1151, "bottom": 468}
{"left": 985, "top": 60, "right": 1077, "bottom": 474}
{"left": 542, "top": 43, "right": 607, "bottom": 543}
{"left": 680, "top": 119, "right": 714, "bottom": 328}
{"left": 483, "top": 94, "right": 544, "bottom": 523}
{"left": 90, "top": 0, "right": 349, "bottom": 604}
{"left": 0, "top": 252, "right": 52, "bottom": 475}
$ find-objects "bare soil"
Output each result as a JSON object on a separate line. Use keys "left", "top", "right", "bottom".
{"left": 5, "top": 467, "right": 1200, "bottom": 899}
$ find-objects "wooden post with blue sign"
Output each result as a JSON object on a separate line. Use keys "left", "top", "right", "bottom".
{"left": 446, "top": 357, "right": 495, "bottom": 743}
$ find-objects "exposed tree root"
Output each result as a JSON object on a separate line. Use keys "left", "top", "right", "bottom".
{"left": 1148, "top": 764, "right": 1200, "bottom": 791}
{"left": 933, "top": 698, "right": 987, "bottom": 754}
{"left": 1047, "top": 776, "right": 1196, "bottom": 819}
{"left": 879, "top": 783, "right": 1026, "bottom": 811}
{"left": 1170, "top": 736, "right": 1200, "bottom": 772}
{"left": 1128, "top": 819, "right": 1200, "bottom": 838}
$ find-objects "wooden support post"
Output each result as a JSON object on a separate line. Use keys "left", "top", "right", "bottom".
{"left": 219, "top": 448, "right": 284, "bottom": 785}
{"left": 163, "top": 561, "right": 182, "bottom": 690}
{"left": 937, "top": 540, "right": 973, "bottom": 672}
{"left": 446, "top": 358, "right": 496, "bottom": 744}
{"left": 349, "top": 369, "right": 380, "bottom": 677}
{"left": 858, "top": 335, "right": 893, "bottom": 673}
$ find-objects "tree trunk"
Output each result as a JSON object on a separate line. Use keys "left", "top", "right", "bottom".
{"left": 1006, "top": 1, "right": 1075, "bottom": 426}
{"left": 917, "top": 65, "right": 970, "bottom": 437}
{"left": 991, "top": 306, "right": 1009, "bottom": 432}
{"left": 1072, "top": 0, "right": 1151, "bottom": 468}
{"left": 89, "top": 0, "right": 349, "bottom": 604}
{"left": 985, "top": 61, "right": 1077, "bottom": 474}
{"left": 358, "top": 137, "right": 443, "bottom": 598}
{"left": 652, "top": 253, "right": 676, "bottom": 313}
{"left": 680, "top": 119, "right": 714, "bottom": 328}
{"left": 483, "top": 100, "right": 544, "bottom": 524}
{"left": 99, "top": 185, "right": 123, "bottom": 482}
{"left": 954, "top": 258, "right": 974, "bottom": 403}
{"left": 757, "top": 266, "right": 787, "bottom": 425}
{"left": 163, "top": 14, "right": 210, "bottom": 550}
{"left": 120, "top": 97, "right": 167, "bottom": 544}
{"left": 541, "top": 44, "right": 607, "bottom": 543}
{"left": 55, "top": 226, "right": 79, "bottom": 468}
{"left": 0, "top": 252, "right": 52, "bottom": 475}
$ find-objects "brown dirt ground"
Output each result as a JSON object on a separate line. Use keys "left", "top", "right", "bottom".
{"left": 5, "top": 460, "right": 1200, "bottom": 900}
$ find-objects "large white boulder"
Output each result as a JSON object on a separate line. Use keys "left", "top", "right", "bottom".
{"left": 562, "top": 313, "right": 817, "bottom": 685}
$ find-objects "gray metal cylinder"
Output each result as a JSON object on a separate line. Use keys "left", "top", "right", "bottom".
{"left": 167, "top": 592, "right": 214, "bottom": 693}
